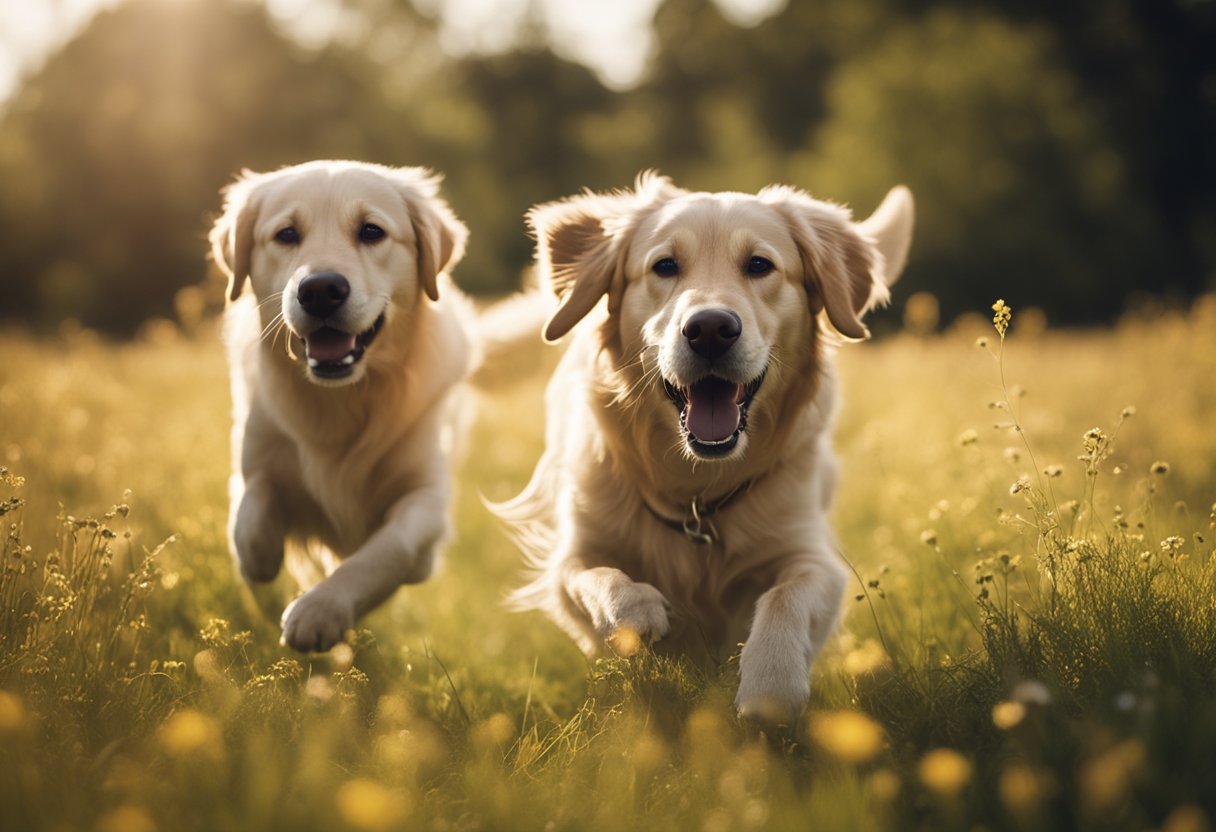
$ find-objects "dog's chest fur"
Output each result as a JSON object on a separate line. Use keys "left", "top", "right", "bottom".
{"left": 226, "top": 295, "right": 466, "bottom": 556}
{"left": 573, "top": 447, "right": 836, "bottom": 653}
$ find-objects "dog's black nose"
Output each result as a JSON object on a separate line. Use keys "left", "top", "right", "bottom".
{"left": 682, "top": 308, "right": 742, "bottom": 359}
{"left": 297, "top": 272, "right": 350, "bottom": 318}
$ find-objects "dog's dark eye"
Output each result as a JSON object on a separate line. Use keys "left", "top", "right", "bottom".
{"left": 274, "top": 226, "right": 300, "bottom": 245}
{"left": 359, "top": 223, "right": 386, "bottom": 243}
{"left": 652, "top": 257, "right": 679, "bottom": 278}
{"left": 746, "top": 256, "right": 775, "bottom": 277}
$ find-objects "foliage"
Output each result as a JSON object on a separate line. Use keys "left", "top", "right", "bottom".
{"left": 0, "top": 0, "right": 1213, "bottom": 333}
{"left": 2, "top": 299, "right": 1216, "bottom": 829}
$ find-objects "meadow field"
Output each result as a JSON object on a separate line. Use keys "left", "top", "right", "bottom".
{"left": 1, "top": 299, "right": 1215, "bottom": 831}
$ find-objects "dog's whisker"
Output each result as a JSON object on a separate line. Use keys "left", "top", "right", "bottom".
{"left": 616, "top": 368, "right": 661, "bottom": 412}
{"left": 256, "top": 311, "right": 290, "bottom": 358}
{"left": 276, "top": 324, "right": 292, "bottom": 359}
{"left": 264, "top": 318, "right": 295, "bottom": 362}
{"left": 261, "top": 321, "right": 282, "bottom": 349}
{"left": 255, "top": 291, "right": 285, "bottom": 314}
{"left": 269, "top": 322, "right": 287, "bottom": 356}
{"left": 258, "top": 311, "right": 285, "bottom": 343}
{"left": 612, "top": 347, "right": 665, "bottom": 409}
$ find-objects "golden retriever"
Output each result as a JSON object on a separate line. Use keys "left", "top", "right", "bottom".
{"left": 209, "top": 160, "right": 479, "bottom": 652}
{"left": 493, "top": 173, "right": 914, "bottom": 722}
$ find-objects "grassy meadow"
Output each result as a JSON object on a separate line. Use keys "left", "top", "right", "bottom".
{"left": 2, "top": 299, "right": 1215, "bottom": 831}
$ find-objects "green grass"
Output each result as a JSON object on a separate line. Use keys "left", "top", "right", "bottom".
{"left": 1, "top": 300, "right": 1215, "bottom": 831}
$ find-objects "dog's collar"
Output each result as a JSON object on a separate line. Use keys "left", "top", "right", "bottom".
{"left": 641, "top": 479, "right": 755, "bottom": 545}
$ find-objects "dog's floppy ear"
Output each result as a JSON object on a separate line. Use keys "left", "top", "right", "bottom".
{"left": 762, "top": 186, "right": 889, "bottom": 341}
{"left": 530, "top": 171, "right": 682, "bottom": 342}
{"left": 857, "top": 185, "right": 915, "bottom": 289}
{"left": 528, "top": 199, "right": 624, "bottom": 342}
{"left": 210, "top": 171, "right": 260, "bottom": 303}
{"left": 395, "top": 168, "right": 468, "bottom": 302}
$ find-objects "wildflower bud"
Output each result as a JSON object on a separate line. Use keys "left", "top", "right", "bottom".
{"left": 991, "top": 300, "right": 1012, "bottom": 338}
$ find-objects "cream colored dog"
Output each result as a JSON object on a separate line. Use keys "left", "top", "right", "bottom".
{"left": 495, "top": 173, "right": 914, "bottom": 722}
{"left": 209, "top": 160, "right": 477, "bottom": 652}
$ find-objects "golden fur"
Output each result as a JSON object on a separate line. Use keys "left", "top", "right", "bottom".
{"left": 494, "top": 173, "right": 914, "bottom": 722}
{"left": 209, "top": 160, "right": 477, "bottom": 652}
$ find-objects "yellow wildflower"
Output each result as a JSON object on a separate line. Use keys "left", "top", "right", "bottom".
{"left": 157, "top": 709, "right": 223, "bottom": 759}
{"left": 472, "top": 712, "right": 515, "bottom": 750}
{"left": 1161, "top": 805, "right": 1211, "bottom": 832}
{"left": 992, "top": 700, "right": 1027, "bottom": 730}
{"left": 808, "top": 710, "right": 885, "bottom": 764}
{"left": 335, "top": 779, "right": 411, "bottom": 831}
{"left": 1080, "top": 740, "right": 1145, "bottom": 815}
{"left": 919, "top": 748, "right": 972, "bottom": 795}
{"left": 96, "top": 805, "right": 157, "bottom": 832}
{"left": 843, "top": 640, "right": 891, "bottom": 678}
{"left": 1000, "top": 765, "right": 1054, "bottom": 816}
{"left": 991, "top": 300, "right": 1012, "bottom": 337}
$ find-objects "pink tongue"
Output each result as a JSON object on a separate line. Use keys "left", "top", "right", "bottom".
{"left": 684, "top": 378, "right": 743, "bottom": 443}
{"left": 305, "top": 328, "right": 357, "bottom": 362}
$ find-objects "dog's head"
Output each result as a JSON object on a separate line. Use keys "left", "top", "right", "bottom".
{"left": 529, "top": 173, "right": 913, "bottom": 462}
{"left": 209, "top": 160, "right": 467, "bottom": 386}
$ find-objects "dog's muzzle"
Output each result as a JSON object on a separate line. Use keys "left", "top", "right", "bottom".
{"left": 294, "top": 271, "right": 386, "bottom": 381}
{"left": 661, "top": 306, "right": 765, "bottom": 458}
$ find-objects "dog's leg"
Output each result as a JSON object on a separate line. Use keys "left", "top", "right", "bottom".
{"left": 734, "top": 553, "right": 848, "bottom": 724}
{"left": 560, "top": 563, "right": 671, "bottom": 655}
{"left": 279, "top": 485, "right": 447, "bottom": 653}
{"left": 229, "top": 472, "right": 287, "bottom": 583}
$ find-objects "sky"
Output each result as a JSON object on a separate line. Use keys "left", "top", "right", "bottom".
{"left": 0, "top": 0, "right": 784, "bottom": 102}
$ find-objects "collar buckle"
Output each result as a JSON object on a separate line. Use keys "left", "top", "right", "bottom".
{"left": 681, "top": 496, "right": 718, "bottom": 545}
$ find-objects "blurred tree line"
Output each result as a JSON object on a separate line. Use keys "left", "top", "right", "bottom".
{"left": 0, "top": 0, "right": 1212, "bottom": 335}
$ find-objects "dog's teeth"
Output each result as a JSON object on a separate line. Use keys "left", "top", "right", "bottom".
{"left": 307, "top": 358, "right": 320, "bottom": 368}
{"left": 341, "top": 354, "right": 355, "bottom": 365}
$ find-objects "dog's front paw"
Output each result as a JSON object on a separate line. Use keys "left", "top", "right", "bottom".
{"left": 602, "top": 581, "right": 671, "bottom": 655}
{"left": 570, "top": 567, "right": 671, "bottom": 654}
{"left": 231, "top": 495, "right": 285, "bottom": 583}
{"left": 280, "top": 587, "right": 355, "bottom": 653}
{"left": 734, "top": 642, "right": 811, "bottom": 725}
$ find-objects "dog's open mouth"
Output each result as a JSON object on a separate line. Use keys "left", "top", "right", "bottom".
{"left": 663, "top": 371, "right": 766, "bottom": 457}
{"left": 303, "top": 313, "right": 386, "bottom": 379}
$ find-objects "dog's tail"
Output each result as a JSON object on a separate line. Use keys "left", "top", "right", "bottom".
{"left": 858, "top": 185, "right": 915, "bottom": 288}
{"left": 466, "top": 288, "right": 554, "bottom": 388}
